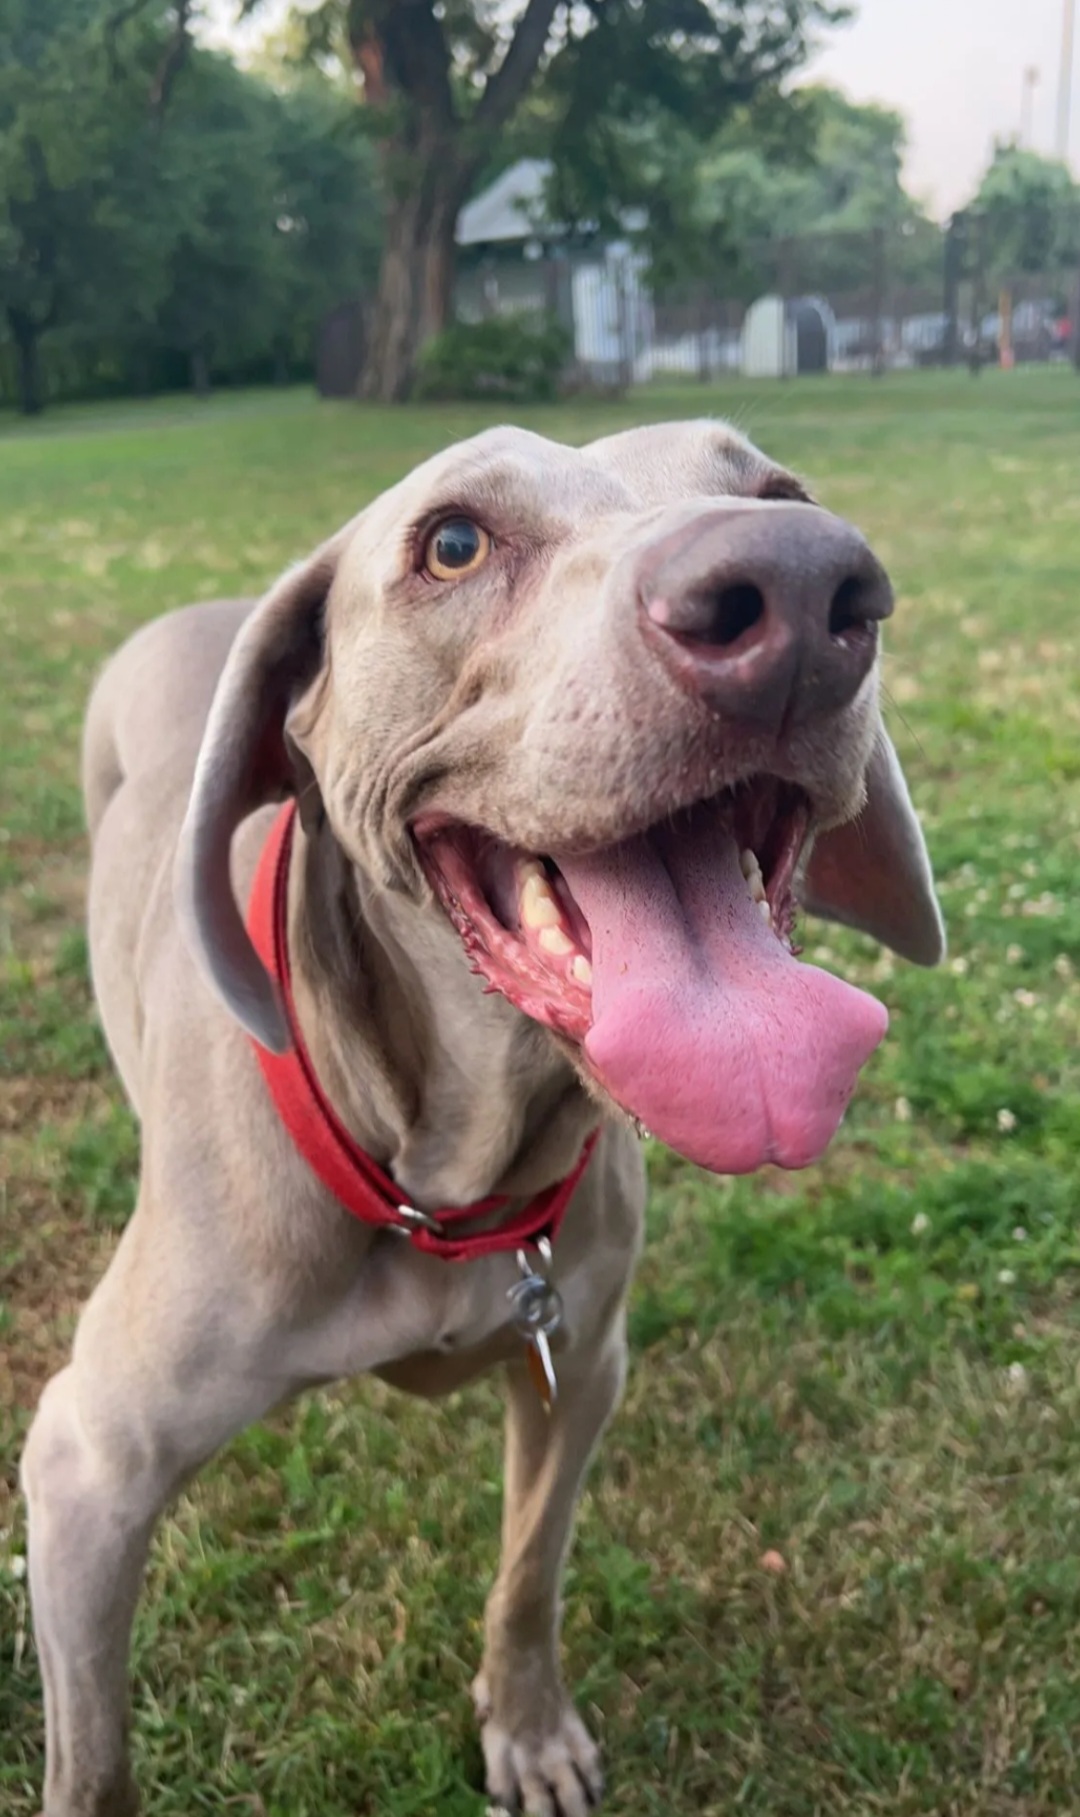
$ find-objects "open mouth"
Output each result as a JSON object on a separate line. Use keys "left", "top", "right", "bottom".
{"left": 414, "top": 777, "right": 888, "bottom": 1175}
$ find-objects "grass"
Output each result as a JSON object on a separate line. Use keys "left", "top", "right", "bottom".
{"left": 1, "top": 369, "right": 1079, "bottom": 1816}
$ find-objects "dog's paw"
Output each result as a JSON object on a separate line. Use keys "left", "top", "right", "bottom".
{"left": 473, "top": 1673, "right": 603, "bottom": 1817}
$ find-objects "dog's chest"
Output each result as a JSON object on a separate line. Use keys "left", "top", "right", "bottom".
{"left": 281, "top": 1231, "right": 595, "bottom": 1396}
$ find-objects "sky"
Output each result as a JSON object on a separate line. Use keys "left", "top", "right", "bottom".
{"left": 804, "top": 0, "right": 1078, "bottom": 217}
{"left": 201, "top": 0, "right": 1080, "bottom": 221}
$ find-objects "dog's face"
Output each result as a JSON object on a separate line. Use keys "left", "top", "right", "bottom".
{"left": 179, "top": 421, "right": 944, "bottom": 1177}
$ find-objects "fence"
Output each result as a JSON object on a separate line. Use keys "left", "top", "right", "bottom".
{"left": 452, "top": 221, "right": 1080, "bottom": 388}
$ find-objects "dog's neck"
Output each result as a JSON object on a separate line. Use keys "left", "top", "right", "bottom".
{"left": 285, "top": 818, "right": 596, "bottom": 1212}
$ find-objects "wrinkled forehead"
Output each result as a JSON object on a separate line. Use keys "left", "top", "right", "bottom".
{"left": 581, "top": 419, "right": 776, "bottom": 504}
{"left": 342, "top": 419, "right": 778, "bottom": 579}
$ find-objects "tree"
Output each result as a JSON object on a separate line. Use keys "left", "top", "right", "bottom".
{"left": 0, "top": 0, "right": 171, "bottom": 412}
{"left": 970, "top": 144, "right": 1080, "bottom": 277}
{"left": 268, "top": 80, "right": 382, "bottom": 378}
{"left": 541, "top": 10, "right": 839, "bottom": 241}
{"left": 271, "top": 0, "right": 848, "bottom": 401}
{"left": 147, "top": 52, "right": 290, "bottom": 393}
{"left": 146, "top": 57, "right": 381, "bottom": 392}
{"left": 781, "top": 88, "right": 918, "bottom": 235}
{"left": 703, "top": 89, "right": 940, "bottom": 293}
{"left": 306, "top": 0, "right": 567, "bottom": 402}
{"left": 599, "top": 85, "right": 938, "bottom": 299}
{"left": 0, "top": 0, "right": 382, "bottom": 412}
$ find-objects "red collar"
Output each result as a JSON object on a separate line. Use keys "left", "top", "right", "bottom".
{"left": 245, "top": 802, "right": 596, "bottom": 1263}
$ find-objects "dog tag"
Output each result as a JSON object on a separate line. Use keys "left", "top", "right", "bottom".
{"left": 525, "top": 1328, "right": 558, "bottom": 1410}
{"left": 509, "top": 1243, "right": 563, "bottom": 1412}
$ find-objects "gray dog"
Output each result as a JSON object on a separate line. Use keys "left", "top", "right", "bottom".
{"left": 21, "top": 419, "right": 943, "bottom": 1817}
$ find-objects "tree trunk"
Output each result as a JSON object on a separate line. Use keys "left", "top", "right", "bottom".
{"left": 189, "top": 346, "right": 211, "bottom": 398}
{"left": 12, "top": 324, "right": 44, "bottom": 416}
{"left": 358, "top": 160, "right": 462, "bottom": 403}
{"left": 347, "top": 0, "right": 562, "bottom": 403}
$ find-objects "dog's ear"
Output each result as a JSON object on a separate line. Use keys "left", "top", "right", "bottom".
{"left": 174, "top": 536, "right": 344, "bottom": 1051}
{"left": 801, "top": 726, "right": 946, "bottom": 965}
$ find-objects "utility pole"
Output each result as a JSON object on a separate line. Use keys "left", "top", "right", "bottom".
{"left": 1021, "top": 65, "right": 1039, "bottom": 146}
{"left": 1058, "top": 0, "right": 1076, "bottom": 162}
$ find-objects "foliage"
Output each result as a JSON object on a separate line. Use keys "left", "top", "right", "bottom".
{"left": 0, "top": 0, "right": 171, "bottom": 409}
{"left": 139, "top": 58, "right": 378, "bottom": 387}
{"left": 271, "top": 81, "right": 383, "bottom": 363}
{"left": 0, "top": 1, "right": 380, "bottom": 411}
{"left": 145, "top": 52, "right": 288, "bottom": 386}
{"left": 413, "top": 312, "right": 571, "bottom": 401}
{"left": 785, "top": 86, "right": 922, "bottom": 233}
{"left": 2, "top": 371, "right": 1080, "bottom": 1814}
{"left": 541, "top": 2, "right": 849, "bottom": 235}
{"left": 550, "top": 82, "right": 941, "bottom": 297}
{"left": 968, "top": 144, "right": 1080, "bottom": 277}
{"left": 728, "top": 88, "right": 939, "bottom": 291}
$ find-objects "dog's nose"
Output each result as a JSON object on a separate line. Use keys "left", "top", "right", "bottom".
{"left": 639, "top": 502, "right": 893, "bottom": 733}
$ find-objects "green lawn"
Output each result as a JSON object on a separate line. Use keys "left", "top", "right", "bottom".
{"left": 2, "top": 370, "right": 1080, "bottom": 1816}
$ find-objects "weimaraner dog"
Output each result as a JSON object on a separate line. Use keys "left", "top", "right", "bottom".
{"left": 21, "top": 419, "right": 944, "bottom": 1817}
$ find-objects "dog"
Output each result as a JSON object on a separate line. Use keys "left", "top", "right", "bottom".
{"left": 21, "top": 418, "right": 943, "bottom": 1817}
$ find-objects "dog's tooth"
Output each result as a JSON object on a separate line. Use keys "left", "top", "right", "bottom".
{"left": 520, "top": 872, "right": 561, "bottom": 930}
{"left": 538, "top": 925, "right": 574, "bottom": 956}
{"left": 758, "top": 898, "right": 773, "bottom": 926}
{"left": 571, "top": 955, "right": 592, "bottom": 986}
{"left": 740, "top": 847, "right": 766, "bottom": 902}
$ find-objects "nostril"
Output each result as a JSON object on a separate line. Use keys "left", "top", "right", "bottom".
{"left": 706, "top": 582, "right": 766, "bottom": 647}
{"left": 648, "top": 579, "right": 768, "bottom": 647}
{"left": 828, "top": 575, "right": 876, "bottom": 641}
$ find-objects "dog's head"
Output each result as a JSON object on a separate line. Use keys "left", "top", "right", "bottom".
{"left": 176, "top": 420, "right": 944, "bottom": 1176}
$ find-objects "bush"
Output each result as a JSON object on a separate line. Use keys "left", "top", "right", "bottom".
{"left": 413, "top": 314, "right": 572, "bottom": 403}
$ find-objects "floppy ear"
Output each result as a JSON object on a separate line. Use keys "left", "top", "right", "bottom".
{"left": 801, "top": 726, "right": 946, "bottom": 965}
{"left": 174, "top": 536, "right": 344, "bottom": 1051}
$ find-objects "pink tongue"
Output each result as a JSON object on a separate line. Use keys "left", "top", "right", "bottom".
{"left": 556, "top": 818, "right": 887, "bottom": 1174}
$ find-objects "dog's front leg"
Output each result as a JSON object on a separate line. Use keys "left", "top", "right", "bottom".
{"left": 475, "top": 1323, "right": 627, "bottom": 1817}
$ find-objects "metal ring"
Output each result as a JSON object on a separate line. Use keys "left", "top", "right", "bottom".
{"left": 508, "top": 1276, "right": 564, "bottom": 1337}
{"left": 395, "top": 1202, "right": 444, "bottom": 1235}
{"left": 517, "top": 1237, "right": 554, "bottom": 1277}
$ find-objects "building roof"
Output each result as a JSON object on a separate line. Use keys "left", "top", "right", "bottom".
{"left": 456, "top": 159, "right": 552, "bottom": 248}
{"left": 456, "top": 157, "right": 647, "bottom": 250}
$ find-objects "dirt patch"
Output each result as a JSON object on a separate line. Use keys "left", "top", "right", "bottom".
{"left": 1, "top": 1073, "right": 126, "bottom": 1407}
{"left": 1, "top": 1179, "right": 115, "bottom": 1412}
{"left": 0, "top": 1074, "right": 106, "bottom": 1132}
{"left": 1, "top": 841, "right": 88, "bottom": 950}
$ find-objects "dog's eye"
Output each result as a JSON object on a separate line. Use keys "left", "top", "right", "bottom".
{"left": 423, "top": 517, "right": 491, "bottom": 581}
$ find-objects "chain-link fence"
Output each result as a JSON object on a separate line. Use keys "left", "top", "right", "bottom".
{"left": 450, "top": 220, "right": 1080, "bottom": 389}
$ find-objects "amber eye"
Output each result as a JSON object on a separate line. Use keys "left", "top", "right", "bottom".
{"left": 423, "top": 517, "right": 491, "bottom": 581}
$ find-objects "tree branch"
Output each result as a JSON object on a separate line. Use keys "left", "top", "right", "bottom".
{"left": 149, "top": 0, "right": 192, "bottom": 117}
{"left": 351, "top": 26, "right": 388, "bottom": 109}
{"left": 104, "top": 0, "right": 192, "bottom": 117}
{"left": 103, "top": 0, "right": 156, "bottom": 81}
{"left": 359, "top": 0, "right": 456, "bottom": 129}
{"left": 472, "top": 0, "right": 562, "bottom": 138}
